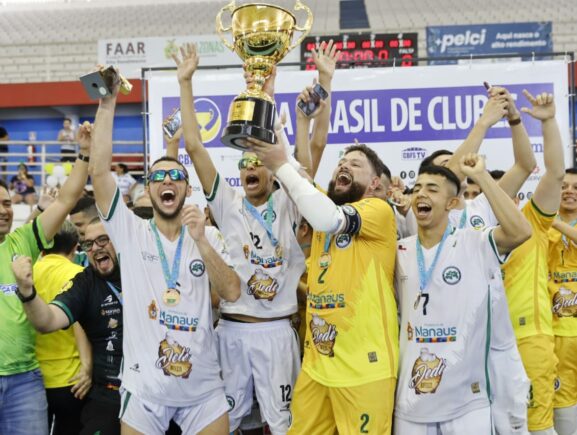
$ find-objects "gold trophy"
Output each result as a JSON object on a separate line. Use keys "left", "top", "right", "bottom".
{"left": 216, "top": 1, "right": 313, "bottom": 150}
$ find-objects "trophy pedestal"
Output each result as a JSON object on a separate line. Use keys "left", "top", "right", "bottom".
{"left": 221, "top": 96, "right": 276, "bottom": 150}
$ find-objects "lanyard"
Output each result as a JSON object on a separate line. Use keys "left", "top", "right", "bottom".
{"left": 458, "top": 207, "right": 467, "bottom": 229}
{"left": 106, "top": 281, "right": 123, "bottom": 305}
{"left": 243, "top": 195, "right": 279, "bottom": 248}
{"left": 150, "top": 220, "right": 185, "bottom": 289}
{"left": 558, "top": 216, "right": 577, "bottom": 247}
{"left": 416, "top": 225, "right": 452, "bottom": 293}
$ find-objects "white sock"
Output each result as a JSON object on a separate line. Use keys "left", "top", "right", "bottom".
{"left": 554, "top": 405, "right": 577, "bottom": 435}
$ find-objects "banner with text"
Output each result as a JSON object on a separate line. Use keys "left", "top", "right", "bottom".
{"left": 148, "top": 60, "right": 570, "bottom": 205}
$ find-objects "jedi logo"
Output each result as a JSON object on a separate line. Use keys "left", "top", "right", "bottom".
{"left": 442, "top": 266, "right": 461, "bottom": 285}
{"left": 437, "top": 29, "right": 487, "bottom": 53}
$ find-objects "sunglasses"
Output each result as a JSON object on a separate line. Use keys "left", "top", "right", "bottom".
{"left": 148, "top": 169, "right": 188, "bottom": 183}
{"left": 81, "top": 235, "right": 110, "bottom": 252}
{"left": 238, "top": 157, "right": 263, "bottom": 170}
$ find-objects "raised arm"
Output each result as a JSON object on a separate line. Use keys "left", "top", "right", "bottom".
{"left": 446, "top": 94, "right": 508, "bottom": 181}
{"left": 38, "top": 122, "right": 91, "bottom": 240}
{"left": 523, "top": 91, "right": 564, "bottom": 214}
{"left": 91, "top": 72, "right": 121, "bottom": 215}
{"left": 488, "top": 86, "right": 537, "bottom": 198}
{"left": 460, "top": 154, "right": 531, "bottom": 255}
{"left": 173, "top": 43, "right": 218, "bottom": 194}
{"left": 11, "top": 256, "right": 71, "bottom": 333}
{"left": 552, "top": 220, "right": 577, "bottom": 244}
{"left": 182, "top": 205, "right": 240, "bottom": 302}
{"left": 164, "top": 124, "right": 182, "bottom": 160}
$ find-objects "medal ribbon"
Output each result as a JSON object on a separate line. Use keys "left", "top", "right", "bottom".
{"left": 558, "top": 216, "right": 577, "bottom": 247}
{"left": 150, "top": 220, "right": 185, "bottom": 289}
{"left": 243, "top": 195, "right": 279, "bottom": 248}
{"left": 458, "top": 207, "right": 467, "bottom": 229}
{"left": 416, "top": 224, "right": 452, "bottom": 292}
{"left": 106, "top": 281, "right": 123, "bottom": 305}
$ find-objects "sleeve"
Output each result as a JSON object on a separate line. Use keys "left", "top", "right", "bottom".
{"left": 97, "top": 186, "right": 141, "bottom": 252}
{"left": 10, "top": 219, "right": 54, "bottom": 262}
{"left": 205, "top": 173, "right": 240, "bottom": 229}
{"left": 49, "top": 272, "right": 90, "bottom": 328}
{"left": 469, "top": 193, "right": 499, "bottom": 228}
{"left": 345, "top": 198, "right": 397, "bottom": 242}
{"left": 475, "top": 227, "right": 509, "bottom": 278}
{"left": 204, "top": 226, "right": 233, "bottom": 267}
{"left": 522, "top": 199, "right": 556, "bottom": 233}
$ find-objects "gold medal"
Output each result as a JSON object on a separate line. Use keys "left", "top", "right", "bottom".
{"left": 162, "top": 288, "right": 181, "bottom": 307}
{"left": 319, "top": 252, "right": 331, "bottom": 269}
{"left": 275, "top": 244, "right": 283, "bottom": 259}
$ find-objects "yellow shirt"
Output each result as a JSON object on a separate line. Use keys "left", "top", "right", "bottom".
{"left": 33, "top": 254, "right": 84, "bottom": 388}
{"left": 502, "top": 200, "right": 554, "bottom": 339}
{"left": 548, "top": 218, "right": 577, "bottom": 336}
{"left": 303, "top": 197, "right": 399, "bottom": 387}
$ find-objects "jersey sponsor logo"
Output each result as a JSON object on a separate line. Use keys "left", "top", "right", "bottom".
{"left": 148, "top": 300, "right": 158, "bottom": 320}
{"left": 402, "top": 147, "right": 427, "bottom": 161}
{"left": 106, "top": 340, "right": 115, "bottom": 352}
{"left": 0, "top": 283, "right": 17, "bottom": 296}
{"left": 260, "top": 209, "right": 277, "bottom": 223}
{"left": 155, "top": 333, "right": 193, "bottom": 378}
{"left": 247, "top": 269, "right": 279, "bottom": 301}
{"left": 552, "top": 287, "right": 577, "bottom": 317}
{"left": 552, "top": 271, "right": 577, "bottom": 284}
{"left": 226, "top": 395, "right": 235, "bottom": 411}
{"left": 189, "top": 259, "right": 205, "bottom": 277}
{"left": 310, "top": 314, "right": 338, "bottom": 357}
{"left": 307, "top": 292, "right": 345, "bottom": 309}
{"left": 159, "top": 310, "right": 199, "bottom": 332}
{"left": 141, "top": 251, "right": 160, "bottom": 262}
{"left": 129, "top": 363, "right": 140, "bottom": 373}
{"left": 409, "top": 348, "right": 447, "bottom": 394}
{"left": 249, "top": 251, "right": 283, "bottom": 268}
{"left": 104, "top": 295, "right": 113, "bottom": 304}
{"left": 469, "top": 215, "right": 485, "bottom": 229}
{"left": 101, "top": 295, "right": 119, "bottom": 308}
{"left": 442, "top": 266, "right": 461, "bottom": 285}
{"left": 409, "top": 323, "right": 458, "bottom": 343}
{"left": 108, "top": 318, "right": 119, "bottom": 329}
{"left": 335, "top": 233, "right": 352, "bottom": 249}
{"left": 101, "top": 308, "right": 121, "bottom": 316}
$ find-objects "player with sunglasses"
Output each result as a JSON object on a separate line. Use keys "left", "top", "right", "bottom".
{"left": 89, "top": 69, "right": 241, "bottom": 435}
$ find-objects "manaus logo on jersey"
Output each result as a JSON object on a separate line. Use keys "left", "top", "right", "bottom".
{"left": 335, "top": 233, "right": 352, "bottom": 249}
{"left": 409, "top": 348, "right": 447, "bottom": 395}
{"left": 194, "top": 98, "right": 221, "bottom": 144}
{"left": 189, "top": 259, "right": 206, "bottom": 277}
{"left": 552, "top": 287, "right": 577, "bottom": 317}
{"left": 442, "top": 266, "right": 461, "bottom": 285}
{"left": 247, "top": 269, "right": 279, "bottom": 301}
{"left": 469, "top": 215, "right": 485, "bottom": 230}
{"left": 310, "top": 314, "right": 338, "bottom": 357}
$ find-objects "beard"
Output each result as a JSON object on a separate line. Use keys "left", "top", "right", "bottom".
{"left": 327, "top": 179, "right": 366, "bottom": 205}
{"left": 92, "top": 257, "right": 120, "bottom": 282}
{"left": 150, "top": 193, "right": 186, "bottom": 220}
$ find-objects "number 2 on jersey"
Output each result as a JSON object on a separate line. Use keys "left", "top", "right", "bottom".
{"left": 360, "top": 413, "right": 369, "bottom": 433}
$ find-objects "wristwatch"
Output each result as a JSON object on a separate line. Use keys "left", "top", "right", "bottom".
{"left": 15, "top": 286, "right": 37, "bottom": 303}
{"left": 77, "top": 153, "right": 90, "bottom": 163}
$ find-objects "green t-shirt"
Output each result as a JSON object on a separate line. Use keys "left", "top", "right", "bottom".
{"left": 0, "top": 219, "right": 53, "bottom": 375}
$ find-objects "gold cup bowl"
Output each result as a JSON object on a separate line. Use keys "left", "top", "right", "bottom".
{"left": 216, "top": 1, "right": 312, "bottom": 150}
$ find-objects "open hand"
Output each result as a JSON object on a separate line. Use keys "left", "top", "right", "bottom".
{"left": 312, "top": 39, "right": 340, "bottom": 79}
{"left": 520, "top": 90, "right": 555, "bottom": 121}
{"left": 70, "top": 367, "right": 92, "bottom": 400}
{"left": 172, "top": 43, "right": 199, "bottom": 83}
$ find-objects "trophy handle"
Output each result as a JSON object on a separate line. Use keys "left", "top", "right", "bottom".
{"left": 216, "top": 0, "right": 236, "bottom": 52}
{"left": 289, "top": 0, "right": 313, "bottom": 51}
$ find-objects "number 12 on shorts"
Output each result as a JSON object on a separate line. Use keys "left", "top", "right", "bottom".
{"left": 280, "top": 384, "right": 292, "bottom": 402}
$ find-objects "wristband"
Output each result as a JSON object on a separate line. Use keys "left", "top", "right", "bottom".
{"left": 78, "top": 153, "right": 90, "bottom": 163}
{"left": 508, "top": 117, "right": 522, "bottom": 126}
{"left": 16, "top": 286, "right": 37, "bottom": 303}
{"left": 36, "top": 204, "right": 45, "bottom": 213}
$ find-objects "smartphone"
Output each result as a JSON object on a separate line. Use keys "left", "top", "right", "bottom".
{"left": 297, "top": 83, "right": 329, "bottom": 116}
{"left": 163, "top": 108, "right": 182, "bottom": 138}
{"left": 483, "top": 81, "right": 491, "bottom": 90}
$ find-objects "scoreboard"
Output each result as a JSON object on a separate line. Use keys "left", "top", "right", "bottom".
{"left": 300, "top": 33, "right": 418, "bottom": 70}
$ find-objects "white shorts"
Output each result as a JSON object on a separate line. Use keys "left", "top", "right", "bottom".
{"left": 119, "top": 388, "right": 228, "bottom": 434}
{"left": 490, "top": 345, "right": 530, "bottom": 435}
{"left": 216, "top": 318, "right": 300, "bottom": 434}
{"left": 394, "top": 406, "right": 492, "bottom": 435}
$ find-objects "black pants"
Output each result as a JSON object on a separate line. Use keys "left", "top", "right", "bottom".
{"left": 46, "top": 386, "right": 85, "bottom": 435}
{"left": 81, "top": 397, "right": 121, "bottom": 435}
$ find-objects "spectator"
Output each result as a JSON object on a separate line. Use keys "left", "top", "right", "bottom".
{"left": 10, "top": 162, "right": 37, "bottom": 205}
{"left": 0, "top": 126, "right": 8, "bottom": 182}
{"left": 111, "top": 163, "right": 136, "bottom": 203}
{"left": 69, "top": 196, "right": 98, "bottom": 242}
{"left": 58, "top": 118, "right": 76, "bottom": 162}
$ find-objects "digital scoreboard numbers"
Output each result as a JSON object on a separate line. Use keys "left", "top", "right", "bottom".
{"left": 300, "top": 33, "right": 418, "bottom": 70}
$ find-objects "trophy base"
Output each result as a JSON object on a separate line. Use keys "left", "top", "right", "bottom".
{"left": 221, "top": 96, "right": 276, "bottom": 151}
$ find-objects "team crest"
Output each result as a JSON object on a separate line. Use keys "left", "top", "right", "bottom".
{"left": 247, "top": 269, "right": 279, "bottom": 301}
{"left": 226, "top": 395, "right": 235, "bottom": 411}
{"left": 148, "top": 300, "right": 158, "bottom": 320}
{"left": 243, "top": 245, "right": 250, "bottom": 259}
{"left": 260, "top": 209, "right": 277, "bottom": 223}
{"left": 469, "top": 215, "right": 485, "bottom": 229}
{"left": 552, "top": 287, "right": 577, "bottom": 317}
{"left": 409, "top": 348, "right": 447, "bottom": 394}
{"left": 310, "top": 314, "right": 337, "bottom": 357}
{"left": 442, "top": 266, "right": 461, "bottom": 285}
{"left": 189, "top": 259, "right": 206, "bottom": 277}
{"left": 155, "top": 333, "right": 192, "bottom": 378}
{"left": 335, "top": 233, "right": 352, "bottom": 249}
{"left": 342, "top": 205, "right": 356, "bottom": 215}
{"left": 554, "top": 377, "right": 561, "bottom": 391}
{"left": 407, "top": 322, "right": 414, "bottom": 341}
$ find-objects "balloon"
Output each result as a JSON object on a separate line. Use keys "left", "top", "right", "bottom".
{"left": 46, "top": 175, "right": 58, "bottom": 188}
{"left": 63, "top": 162, "right": 73, "bottom": 175}
{"left": 45, "top": 163, "right": 54, "bottom": 175}
{"left": 52, "top": 165, "right": 65, "bottom": 178}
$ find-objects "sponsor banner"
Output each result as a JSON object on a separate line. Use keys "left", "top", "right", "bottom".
{"left": 427, "top": 22, "right": 553, "bottom": 64}
{"left": 98, "top": 35, "right": 301, "bottom": 79}
{"left": 148, "top": 60, "right": 570, "bottom": 206}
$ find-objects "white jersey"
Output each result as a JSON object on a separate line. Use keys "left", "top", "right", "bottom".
{"left": 111, "top": 172, "right": 137, "bottom": 197}
{"left": 449, "top": 194, "right": 498, "bottom": 230}
{"left": 100, "top": 188, "right": 226, "bottom": 406}
{"left": 207, "top": 174, "right": 305, "bottom": 318}
{"left": 395, "top": 227, "right": 505, "bottom": 423}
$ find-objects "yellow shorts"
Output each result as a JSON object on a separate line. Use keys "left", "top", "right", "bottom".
{"left": 554, "top": 335, "right": 577, "bottom": 408}
{"left": 517, "top": 334, "right": 558, "bottom": 431}
{"left": 287, "top": 370, "right": 395, "bottom": 435}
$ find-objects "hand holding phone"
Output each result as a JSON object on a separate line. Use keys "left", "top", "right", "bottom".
{"left": 163, "top": 109, "right": 182, "bottom": 138}
{"left": 297, "top": 83, "right": 329, "bottom": 117}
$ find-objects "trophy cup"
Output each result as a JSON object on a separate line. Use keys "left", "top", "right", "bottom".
{"left": 216, "top": 1, "right": 313, "bottom": 150}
